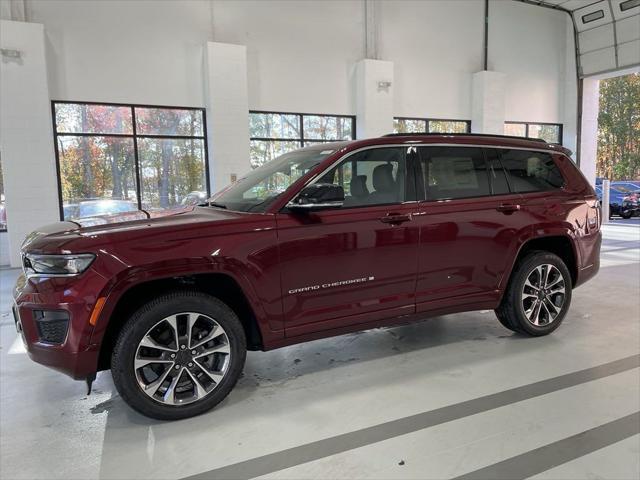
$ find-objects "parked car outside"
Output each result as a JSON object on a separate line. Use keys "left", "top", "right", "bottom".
{"left": 595, "top": 185, "right": 625, "bottom": 217}
{"left": 181, "top": 191, "right": 208, "bottom": 206}
{"left": 14, "top": 133, "right": 601, "bottom": 420}
{"left": 620, "top": 190, "right": 640, "bottom": 219}
{"left": 63, "top": 199, "right": 138, "bottom": 220}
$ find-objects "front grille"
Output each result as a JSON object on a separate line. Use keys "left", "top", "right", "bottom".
{"left": 34, "top": 310, "right": 69, "bottom": 344}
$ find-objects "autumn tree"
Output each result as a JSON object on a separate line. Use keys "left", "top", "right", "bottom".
{"left": 597, "top": 73, "right": 640, "bottom": 180}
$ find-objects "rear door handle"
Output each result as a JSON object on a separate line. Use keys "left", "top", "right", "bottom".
{"left": 380, "top": 213, "right": 412, "bottom": 224}
{"left": 496, "top": 203, "right": 521, "bottom": 214}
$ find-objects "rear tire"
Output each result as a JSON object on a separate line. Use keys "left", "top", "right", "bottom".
{"left": 495, "top": 251, "right": 572, "bottom": 336}
{"left": 111, "top": 291, "right": 246, "bottom": 421}
{"left": 621, "top": 211, "right": 632, "bottom": 219}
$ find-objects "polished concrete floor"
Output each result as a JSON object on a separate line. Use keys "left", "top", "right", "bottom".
{"left": 1, "top": 220, "right": 638, "bottom": 480}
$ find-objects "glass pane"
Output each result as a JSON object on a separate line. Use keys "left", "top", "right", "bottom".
{"left": 135, "top": 108, "right": 204, "bottom": 136}
{"left": 249, "top": 113, "right": 300, "bottom": 139}
{"left": 429, "top": 120, "right": 469, "bottom": 133}
{"left": 54, "top": 103, "right": 133, "bottom": 134}
{"left": 420, "top": 147, "right": 490, "bottom": 200}
{"left": 500, "top": 150, "right": 565, "bottom": 192}
{"left": 303, "top": 115, "right": 353, "bottom": 140}
{"left": 504, "top": 123, "right": 526, "bottom": 137}
{"left": 394, "top": 118, "right": 427, "bottom": 134}
{"left": 250, "top": 140, "right": 300, "bottom": 169}
{"left": 528, "top": 124, "right": 561, "bottom": 143}
{"left": 57, "top": 136, "right": 138, "bottom": 220}
{"left": 212, "top": 148, "right": 332, "bottom": 212}
{"left": 138, "top": 138, "right": 207, "bottom": 210}
{"left": 319, "top": 148, "right": 406, "bottom": 207}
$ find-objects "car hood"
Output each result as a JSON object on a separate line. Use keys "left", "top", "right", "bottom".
{"left": 21, "top": 206, "right": 259, "bottom": 253}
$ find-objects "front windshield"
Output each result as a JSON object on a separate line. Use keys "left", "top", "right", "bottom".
{"left": 210, "top": 146, "right": 338, "bottom": 212}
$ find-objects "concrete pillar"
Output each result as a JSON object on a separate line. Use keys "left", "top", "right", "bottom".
{"left": 0, "top": 20, "right": 59, "bottom": 267}
{"left": 355, "top": 59, "right": 394, "bottom": 139}
{"left": 204, "top": 42, "right": 251, "bottom": 193}
{"left": 471, "top": 71, "right": 506, "bottom": 135}
{"left": 579, "top": 78, "right": 599, "bottom": 187}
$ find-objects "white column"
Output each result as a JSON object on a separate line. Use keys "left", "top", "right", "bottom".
{"left": 355, "top": 59, "right": 394, "bottom": 139}
{"left": 471, "top": 71, "right": 506, "bottom": 135}
{"left": 204, "top": 42, "right": 251, "bottom": 193}
{"left": 1, "top": 20, "right": 59, "bottom": 268}
{"left": 579, "top": 78, "right": 599, "bottom": 187}
{"left": 602, "top": 179, "right": 610, "bottom": 224}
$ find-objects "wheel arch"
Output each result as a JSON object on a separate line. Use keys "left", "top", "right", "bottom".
{"left": 501, "top": 232, "right": 579, "bottom": 298}
{"left": 95, "top": 269, "right": 267, "bottom": 372}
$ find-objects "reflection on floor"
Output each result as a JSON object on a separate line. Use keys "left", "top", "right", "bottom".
{"left": 1, "top": 220, "right": 638, "bottom": 480}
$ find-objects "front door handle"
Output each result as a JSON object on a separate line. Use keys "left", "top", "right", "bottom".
{"left": 496, "top": 203, "right": 521, "bottom": 214}
{"left": 380, "top": 213, "right": 412, "bottom": 224}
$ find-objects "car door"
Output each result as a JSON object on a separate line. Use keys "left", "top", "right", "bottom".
{"left": 413, "top": 146, "right": 529, "bottom": 311}
{"left": 275, "top": 146, "right": 420, "bottom": 337}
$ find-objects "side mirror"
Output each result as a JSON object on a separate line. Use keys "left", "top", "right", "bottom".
{"left": 287, "top": 183, "right": 344, "bottom": 212}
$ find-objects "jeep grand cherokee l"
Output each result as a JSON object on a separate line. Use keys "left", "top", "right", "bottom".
{"left": 14, "top": 133, "right": 601, "bottom": 420}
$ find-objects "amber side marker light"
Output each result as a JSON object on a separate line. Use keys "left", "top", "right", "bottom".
{"left": 89, "top": 297, "right": 107, "bottom": 326}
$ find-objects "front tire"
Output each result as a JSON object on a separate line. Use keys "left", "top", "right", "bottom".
{"left": 496, "top": 251, "right": 572, "bottom": 336}
{"left": 111, "top": 291, "right": 246, "bottom": 420}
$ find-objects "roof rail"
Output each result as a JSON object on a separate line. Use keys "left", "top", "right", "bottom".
{"left": 382, "top": 132, "right": 548, "bottom": 143}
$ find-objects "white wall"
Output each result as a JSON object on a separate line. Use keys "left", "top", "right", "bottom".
{"left": 29, "top": 0, "right": 212, "bottom": 107}
{"left": 25, "top": 0, "right": 574, "bottom": 122}
{"left": 379, "top": 0, "right": 484, "bottom": 120}
{"left": 489, "top": 0, "right": 571, "bottom": 124}
{"left": 212, "top": 0, "right": 364, "bottom": 115}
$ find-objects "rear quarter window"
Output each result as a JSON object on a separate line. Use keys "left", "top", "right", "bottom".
{"left": 499, "top": 150, "right": 564, "bottom": 193}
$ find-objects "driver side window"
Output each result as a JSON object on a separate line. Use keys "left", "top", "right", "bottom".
{"left": 318, "top": 147, "right": 407, "bottom": 208}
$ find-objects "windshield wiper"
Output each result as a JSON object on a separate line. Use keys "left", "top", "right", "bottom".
{"left": 202, "top": 201, "right": 227, "bottom": 209}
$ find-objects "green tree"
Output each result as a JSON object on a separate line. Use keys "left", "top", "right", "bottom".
{"left": 597, "top": 73, "right": 640, "bottom": 180}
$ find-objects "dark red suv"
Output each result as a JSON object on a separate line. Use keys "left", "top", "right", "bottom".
{"left": 14, "top": 133, "right": 601, "bottom": 420}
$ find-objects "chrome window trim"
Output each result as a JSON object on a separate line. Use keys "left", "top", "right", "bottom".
{"left": 295, "top": 143, "right": 568, "bottom": 198}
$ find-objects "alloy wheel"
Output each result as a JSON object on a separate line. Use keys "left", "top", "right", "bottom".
{"left": 521, "top": 264, "right": 566, "bottom": 326}
{"left": 134, "top": 312, "right": 231, "bottom": 406}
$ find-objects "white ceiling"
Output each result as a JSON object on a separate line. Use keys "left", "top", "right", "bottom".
{"left": 516, "top": 0, "right": 640, "bottom": 77}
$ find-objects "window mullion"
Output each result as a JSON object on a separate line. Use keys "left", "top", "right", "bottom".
{"left": 131, "top": 106, "right": 143, "bottom": 211}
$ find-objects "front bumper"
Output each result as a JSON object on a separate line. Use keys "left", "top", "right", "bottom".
{"left": 12, "top": 269, "right": 107, "bottom": 380}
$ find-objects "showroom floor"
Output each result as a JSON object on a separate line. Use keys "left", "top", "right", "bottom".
{"left": 1, "top": 220, "right": 638, "bottom": 480}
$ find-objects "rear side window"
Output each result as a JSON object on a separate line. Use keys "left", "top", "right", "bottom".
{"left": 499, "top": 150, "right": 564, "bottom": 193}
{"left": 419, "top": 147, "right": 490, "bottom": 200}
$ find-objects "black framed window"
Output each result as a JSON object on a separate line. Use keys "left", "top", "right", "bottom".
{"left": 504, "top": 122, "right": 563, "bottom": 144}
{"left": 249, "top": 111, "right": 355, "bottom": 168}
{"left": 52, "top": 101, "right": 209, "bottom": 221}
{"left": 394, "top": 117, "right": 471, "bottom": 134}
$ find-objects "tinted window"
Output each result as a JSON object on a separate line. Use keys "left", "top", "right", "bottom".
{"left": 419, "top": 147, "right": 490, "bottom": 200}
{"left": 485, "top": 149, "right": 510, "bottom": 195}
{"left": 318, "top": 147, "right": 406, "bottom": 208}
{"left": 500, "top": 150, "right": 564, "bottom": 193}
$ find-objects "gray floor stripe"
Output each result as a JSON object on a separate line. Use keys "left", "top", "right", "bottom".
{"left": 454, "top": 411, "right": 640, "bottom": 480}
{"left": 183, "top": 354, "right": 640, "bottom": 480}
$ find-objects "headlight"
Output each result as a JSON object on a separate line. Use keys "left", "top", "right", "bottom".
{"left": 23, "top": 253, "right": 95, "bottom": 276}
